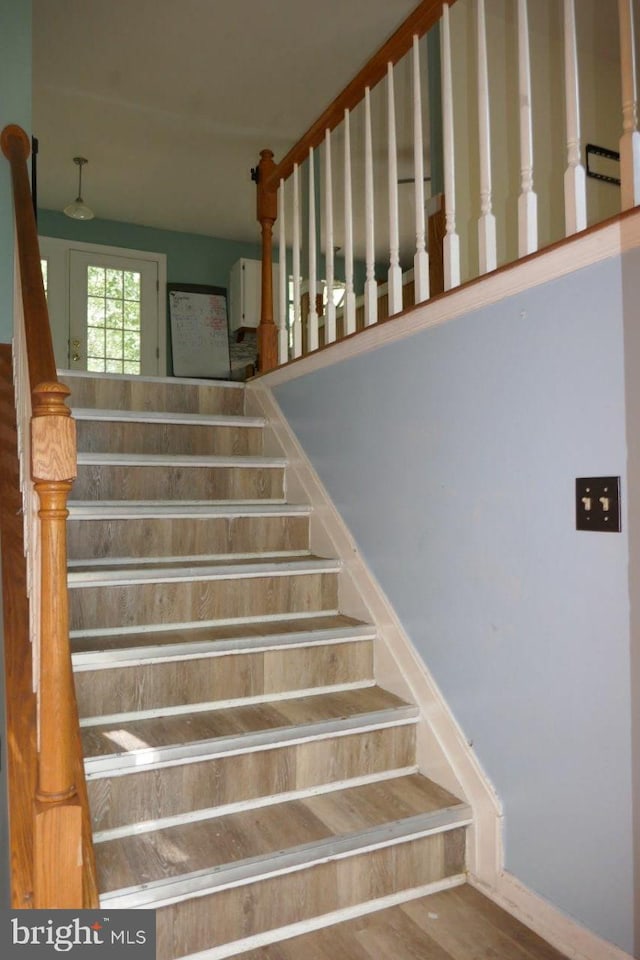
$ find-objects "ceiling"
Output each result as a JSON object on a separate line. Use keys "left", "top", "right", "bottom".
{"left": 33, "top": 0, "right": 419, "bottom": 244}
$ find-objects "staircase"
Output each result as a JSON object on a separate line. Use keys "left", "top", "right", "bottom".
{"left": 62, "top": 370, "right": 471, "bottom": 960}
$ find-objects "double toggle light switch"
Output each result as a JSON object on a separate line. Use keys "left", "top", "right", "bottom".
{"left": 575, "top": 477, "right": 621, "bottom": 532}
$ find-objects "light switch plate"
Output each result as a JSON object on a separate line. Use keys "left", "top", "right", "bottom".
{"left": 576, "top": 477, "right": 621, "bottom": 532}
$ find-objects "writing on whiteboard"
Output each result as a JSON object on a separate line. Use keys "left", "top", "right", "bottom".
{"left": 169, "top": 289, "right": 230, "bottom": 379}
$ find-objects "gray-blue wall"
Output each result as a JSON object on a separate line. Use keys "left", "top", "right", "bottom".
{"left": 274, "top": 251, "right": 638, "bottom": 953}
{"left": 0, "top": 0, "right": 32, "bottom": 343}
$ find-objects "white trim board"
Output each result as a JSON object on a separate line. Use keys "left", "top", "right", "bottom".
{"left": 71, "top": 408, "right": 265, "bottom": 428}
{"left": 76, "top": 452, "right": 287, "bottom": 468}
{"left": 67, "top": 502, "right": 311, "bottom": 520}
{"left": 256, "top": 209, "right": 640, "bottom": 388}
{"left": 246, "top": 382, "right": 503, "bottom": 887}
{"left": 58, "top": 368, "right": 244, "bottom": 387}
{"left": 67, "top": 556, "right": 341, "bottom": 588}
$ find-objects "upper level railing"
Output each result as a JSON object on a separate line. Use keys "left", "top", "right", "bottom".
{"left": 255, "top": 0, "right": 640, "bottom": 373}
{"left": 1, "top": 124, "right": 97, "bottom": 908}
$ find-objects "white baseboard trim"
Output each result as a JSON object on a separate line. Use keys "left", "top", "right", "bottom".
{"left": 469, "top": 872, "right": 635, "bottom": 960}
{"left": 248, "top": 382, "right": 504, "bottom": 886}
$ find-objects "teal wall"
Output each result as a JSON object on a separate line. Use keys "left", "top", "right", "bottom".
{"left": 38, "top": 209, "right": 263, "bottom": 289}
{"left": 38, "top": 211, "right": 269, "bottom": 375}
{"left": 38, "top": 209, "right": 368, "bottom": 297}
{"left": 0, "top": 0, "right": 32, "bottom": 344}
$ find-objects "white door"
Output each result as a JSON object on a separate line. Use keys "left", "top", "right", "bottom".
{"left": 69, "top": 251, "right": 159, "bottom": 375}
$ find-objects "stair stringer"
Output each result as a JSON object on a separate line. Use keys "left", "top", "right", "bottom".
{"left": 246, "top": 380, "right": 503, "bottom": 888}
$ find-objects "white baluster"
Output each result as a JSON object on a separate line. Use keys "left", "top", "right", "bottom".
{"left": 413, "top": 35, "right": 430, "bottom": 303}
{"left": 563, "top": 0, "right": 586, "bottom": 234}
{"left": 517, "top": 0, "right": 538, "bottom": 256}
{"left": 344, "top": 108, "right": 356, "bottom": 335}
{"left": 292, "top": 163, "right": 302, "bottom": 358}
{"left": 324, "top": 129, "right": 336, "bottom": 345}
{"left": 308, "top": 148, "right": 319, "bottom": 351}
{"left": 387, "top": 62, "right": 403, "bottom": 314}
{"left": 618, "top": 0, "right": 640, "bottom": 209}
{"left": 364, "top": 86, "right": 377, "bottom": 326}
{"left": 477, "top": 0, "right": 497, "bottom": 273}
{"left": 277, "top": 178, "right": 288, "bottom": 365}
{"left": 441, "top": 2, "right": 460, "bottom": 289}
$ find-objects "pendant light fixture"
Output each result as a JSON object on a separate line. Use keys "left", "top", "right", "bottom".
{"left": 63, "top": 156, "right": 94, "bottom": 220}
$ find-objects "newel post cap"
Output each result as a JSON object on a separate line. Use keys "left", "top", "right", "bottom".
{"left": 1, "top": 124, "right": 31, "bottom": 161}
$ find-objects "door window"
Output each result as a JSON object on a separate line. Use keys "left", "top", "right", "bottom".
{"left": 86, "top": 265, "right": 141, "bottom": 374}
{"left": 69, "top": 251, "right": 159, "bottom": 375}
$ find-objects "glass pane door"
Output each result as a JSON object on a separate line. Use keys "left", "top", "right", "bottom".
{"left": 69, "top": 251, "right": 159, "bottom": 375}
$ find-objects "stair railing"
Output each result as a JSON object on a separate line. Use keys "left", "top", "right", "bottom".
{"left": 254, "top": 0, "right": 450, "bottom": 371}
{"left": 1, "top": 124, "right": 98, "bottom": 908}
{"left": 255, "top": 0, "right": 640, "bottom": 373}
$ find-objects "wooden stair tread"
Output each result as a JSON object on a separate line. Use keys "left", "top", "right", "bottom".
{"left": 96, "top": 774, "right": 464, "bottom": 895}
{"left": 61, "top": 372, "right": 478, "bottom": 956}
{"left": 68, "top": 553, "right": 334, "bottom": 580}
{"left": 71, "top": 614, "right": 372, "bottom": 655}
{"left": 72, "top": 407, "right": 265, "bottom": 427}
{"left": 232, "top": 885, "right": 570, "bottom": 960}
{"left": 67, "top": 501, "right": 312, "bottom": 518}
{"left": 76, "top": 451, "right": 286, "bottom": 466}
{"left": 81, "top": 686, "right": 411, "bottom": 759}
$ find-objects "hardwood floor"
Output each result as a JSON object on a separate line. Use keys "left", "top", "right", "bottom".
{"left": 81, "top": 687, "right": 412, "bottom": 758}
{"left": 96, "top": 774, "right": 463, "bottom": 893}
{"left": 234, "top": 885, "right": 569, "bottom": 960}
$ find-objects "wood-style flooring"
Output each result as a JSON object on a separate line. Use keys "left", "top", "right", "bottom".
{"left": 81, "top": 686, "right": 409, "bottom": 758}
{"left": 235, "top": 885, "right": 569, "bottom": 960}
{"left": 96, "top": 774, "right": 461, "bottom": 893}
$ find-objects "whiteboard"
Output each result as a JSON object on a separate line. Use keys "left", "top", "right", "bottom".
{"left": 168, "top": 284, "right": 231, "bottom": 379}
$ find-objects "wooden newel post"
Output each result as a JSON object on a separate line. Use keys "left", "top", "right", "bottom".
{"left": 31, "top": 381, "right": 82, "bottom": 907}
{"left": 256, "top": 149, "right": 279, "bottom": 372}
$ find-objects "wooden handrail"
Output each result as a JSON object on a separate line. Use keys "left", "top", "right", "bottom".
{"left": 1, "top": 123, "right": 98, "bottom": 908}
{"left": 265, "top": 0, "right": 452, "bottom": 190}
{"left": 1, "top": 126, "right": 57, "bottom": 389}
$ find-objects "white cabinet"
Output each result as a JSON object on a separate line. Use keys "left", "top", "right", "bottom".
{"left": 229, "top": 258, "right": 279, "bottom": 332}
